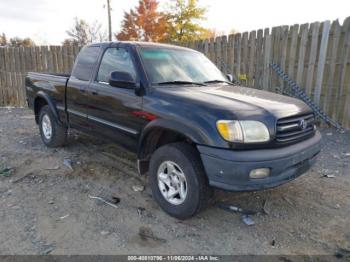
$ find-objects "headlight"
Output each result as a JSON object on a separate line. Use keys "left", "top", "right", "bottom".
{"left": 216, "top": 120, "right": 270, "bottom": 143}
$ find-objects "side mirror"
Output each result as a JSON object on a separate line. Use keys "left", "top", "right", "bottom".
{"left": 226, "top": 74, "right": 236, "bottom": 83}
{"left": 109, "top": 71, "right": 136, "bottom": 89}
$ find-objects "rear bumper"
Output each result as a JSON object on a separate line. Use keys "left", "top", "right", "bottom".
{"left": 197, "top": 131, "right": 322, "bottom": 191}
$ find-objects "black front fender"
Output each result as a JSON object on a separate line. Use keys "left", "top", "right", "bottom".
{"left": 137, "top": 119, "right": 208, "bottom": 158}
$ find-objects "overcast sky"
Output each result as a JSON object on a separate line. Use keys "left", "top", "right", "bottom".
{"left": 0, "top": 0, "right": 349, "bottom": 45}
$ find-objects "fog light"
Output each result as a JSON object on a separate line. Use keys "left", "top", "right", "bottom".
{"left": 249, "top": 168, "right": 270, "bottom": 179}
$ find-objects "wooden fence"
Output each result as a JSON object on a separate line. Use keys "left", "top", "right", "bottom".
{"left": 0, "top": 45, "right": 81, "bottom": 107}
{"left": 0, "top": 16, "right": 349, "bottom": 128}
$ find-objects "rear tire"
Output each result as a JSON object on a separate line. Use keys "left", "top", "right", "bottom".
{"left": 39, "top": 105, "right": 67, "bottom": 147}
{"left": 149, "top": 142, "right": 212, "bottom": 219}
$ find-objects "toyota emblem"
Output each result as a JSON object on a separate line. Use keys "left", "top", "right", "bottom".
{"left": 299, "top": 119, "right": 307, "bottom": 130}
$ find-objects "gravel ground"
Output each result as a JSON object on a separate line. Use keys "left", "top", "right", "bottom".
{"left": 0, "top": 107, "right": 349, "bottom": 256}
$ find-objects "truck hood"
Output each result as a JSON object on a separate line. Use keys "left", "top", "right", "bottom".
{"left": 155, "top": 84, "right": 312, "bottom": 119}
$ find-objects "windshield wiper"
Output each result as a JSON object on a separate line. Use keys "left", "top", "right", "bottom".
{"left": 204, "top": 80, "right": 234, "bottom": 85}
{"left": 154, "top": 81, "right": 207, "bottom": 86}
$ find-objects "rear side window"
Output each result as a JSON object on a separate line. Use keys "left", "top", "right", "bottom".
{"left": 72, "top": 46, "right": 100, "bottom": 81}
{"left": 97, "top": 48, "right": 136, "bottom": 83}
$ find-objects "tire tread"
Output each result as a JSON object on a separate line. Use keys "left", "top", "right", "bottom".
{"left": 39, "top": 105, "right": 67, "bottom": 147}
{"left": 149, "top": 142, "right": 212, "bottom": 219}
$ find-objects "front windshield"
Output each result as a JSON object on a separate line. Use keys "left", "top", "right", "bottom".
{"left": 139, "top": 47, "right": 227, "bottom": 85}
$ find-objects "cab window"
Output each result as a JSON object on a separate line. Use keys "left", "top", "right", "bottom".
{"left": 97, "top": 48, "right": 136, "bottom": 83}
{"left": 71, "top": 46, "right": 100, "bottom": 81}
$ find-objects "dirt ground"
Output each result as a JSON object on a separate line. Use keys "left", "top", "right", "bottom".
{"left": 0, "top": 107, "right": 349, "bottom": 256}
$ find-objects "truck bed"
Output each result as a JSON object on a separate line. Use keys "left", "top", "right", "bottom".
{"left": 25, "top": 72, "right": 70, "bottom": 123}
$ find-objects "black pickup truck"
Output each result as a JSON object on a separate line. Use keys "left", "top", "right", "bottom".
{"left": 25, "top": 41, "right": 321, "bottom": 219}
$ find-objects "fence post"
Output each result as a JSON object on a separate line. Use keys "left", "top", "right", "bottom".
{"left": 254, "top": 29, "right": 264, "bottom": 89}
{"left": 227, "top": 34, "right": 235, "bottom": 76}
{"left": 215, "top": 36, "right": 222, "bottom": 70}
{"left": 221, "top": 35, "right": 228, "bottom": 73}
{"left": 234, "top": 33, "right": 241, "bottom": 78}
{"left": 338, "top": 18, "right": 350, "bottom": 126}
{"left": 0, "top": 48, "right": 4, "bottom": 106}
{"left": 314, "top": 21, "right": 331, "bottom": 106}
{"left": 241, "top": 32, "right": 249, "bottom": 79}
{"left": 248, "top": 31, "right": 256, "bottom": 87}
{"left": 262, "top": 29, "right": 271, "bottom": 90}
{"left": 287, "top": 24, "right": 300, "bottom": 82}
{"left": 296, "top": 24, "right": 309, "bottom": 87}
{"left": 305, "top": 22, "right": 321, "bottom": 96}
{"left": 324, "top": 20, "right": 341, "bottom": 117}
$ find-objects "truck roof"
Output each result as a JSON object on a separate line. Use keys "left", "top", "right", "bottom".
{"left": 87, "top": 41, "right": 196, "bottom": 52}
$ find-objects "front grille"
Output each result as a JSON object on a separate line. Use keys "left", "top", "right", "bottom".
{"left": 276, "top": 113, "right": 315, "bottom": 143}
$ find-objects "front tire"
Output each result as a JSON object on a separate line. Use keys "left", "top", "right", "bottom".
{"left": 149, "top": 142, "right": 211, "bottom": 219}
{"left": 39, "top": 105, "right": 67, "bottom": 147}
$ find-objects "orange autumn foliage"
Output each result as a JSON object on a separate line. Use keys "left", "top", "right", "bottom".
{"left": 116, "top": 0, "right": 169, "bottom": 42}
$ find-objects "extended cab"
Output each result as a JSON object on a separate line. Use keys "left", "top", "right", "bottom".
{"left": 25, "top": 42, "right": 321, "bottom": 219}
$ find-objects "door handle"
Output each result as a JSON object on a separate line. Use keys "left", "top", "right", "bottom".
{"left": 91, "top": 91, "right": 99, "bottom": 95}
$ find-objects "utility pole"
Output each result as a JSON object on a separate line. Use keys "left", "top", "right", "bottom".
{"left": 107, "top": 0, "right": 112, "bottom": 41}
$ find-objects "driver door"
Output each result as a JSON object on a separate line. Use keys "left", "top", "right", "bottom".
{"left": 87, "top": 47, "right": 142, "bottom": 150}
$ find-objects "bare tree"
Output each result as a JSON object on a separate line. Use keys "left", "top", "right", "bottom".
{"left": 64, "top": 17, "right": 107, "bottom": 46}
